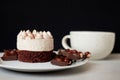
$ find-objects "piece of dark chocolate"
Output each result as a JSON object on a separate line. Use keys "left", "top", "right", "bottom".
{"left": 1, "top": 49, "right": 18, "bottom": 60}
{"left": 82, "top": 52, "right": 91, "bottom": 60}
{"left": 58, "top": 49, "right": 83, "bottom": 60}
{"left": 51, "top": 55, "right": 72, "bottom": 66}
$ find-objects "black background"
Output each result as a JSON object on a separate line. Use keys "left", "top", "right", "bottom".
{"left": 0, "top": 1, "right": 120, "bottom": 53}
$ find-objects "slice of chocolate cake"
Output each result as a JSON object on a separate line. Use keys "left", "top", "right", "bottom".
{"left": 17, "top": 30, "right": 54, "bottom": 63}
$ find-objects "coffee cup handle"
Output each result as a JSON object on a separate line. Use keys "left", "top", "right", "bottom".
{"left": 62, "top": 35, "right": 72, "bottom": 49}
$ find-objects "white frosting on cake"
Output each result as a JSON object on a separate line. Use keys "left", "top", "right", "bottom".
{"left": 17, "top": 30, "right": 54, "bottom": 51}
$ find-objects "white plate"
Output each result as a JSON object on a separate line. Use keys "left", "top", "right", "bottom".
{"left": 0, "top": 52, "right": 88, "bottom": 72}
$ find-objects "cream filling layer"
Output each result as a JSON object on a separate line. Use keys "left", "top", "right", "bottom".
{"left": 17, "top": 39, "right": 54, "bottom": 51}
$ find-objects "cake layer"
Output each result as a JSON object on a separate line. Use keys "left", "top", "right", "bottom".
{"left": 17, "top": 30, "right": 54, "bottom": 51}
{"left": 17, "top": 50, "right": 56, "bottom": 62}
{"left": 17, "top": 38, "right": 53, "bottom": 51}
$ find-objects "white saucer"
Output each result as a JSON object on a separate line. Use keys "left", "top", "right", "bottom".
{"left": 0, "top": 52, "right": 88, "bottom": 72}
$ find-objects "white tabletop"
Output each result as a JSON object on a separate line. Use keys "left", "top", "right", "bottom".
{"left": 0, "top": 54, "right": 120, "bottom": 80}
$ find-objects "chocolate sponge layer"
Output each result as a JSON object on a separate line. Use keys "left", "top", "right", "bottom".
{"left": 17, "top": 50, "right": 55, "bottom": 63}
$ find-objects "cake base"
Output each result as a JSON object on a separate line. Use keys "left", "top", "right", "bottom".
{"left": 17, "top": 50, "right": 55, "bottom": 63}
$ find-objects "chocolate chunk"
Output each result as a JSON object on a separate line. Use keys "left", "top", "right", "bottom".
{"left": 82, "top": 52, "right": 91, "bottom": 60}
{"left": 58, "top": 49, "right": 83, "bottom": 60}
{"left": 51, "top": 55, "right": 72, "bottom": 66}
{"left": 1, "top": 49, "right": 18, "bottom": 60}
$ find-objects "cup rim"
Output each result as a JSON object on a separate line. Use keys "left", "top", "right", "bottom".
{"left": 70, "top": 31, "right": 115, "bottom": 35}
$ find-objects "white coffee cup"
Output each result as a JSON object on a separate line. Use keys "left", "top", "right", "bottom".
{"left": 62, "top": 31, "right": 115, "bottom": 60}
